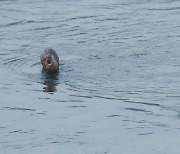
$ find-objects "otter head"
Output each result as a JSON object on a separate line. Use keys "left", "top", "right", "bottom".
{"left": 42, "top": 54, "right": 59, "bottom": 73}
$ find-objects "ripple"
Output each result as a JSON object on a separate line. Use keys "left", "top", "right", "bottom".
{"left": 7, "top": 20, "right": 25, "bottom": 26}
{"left": 4, "top": 56, "right": 31, "bottom": 69}
{"left": 9, "top": 129, "right": 35, "bottom": 134}
{"left": 3, "top": 53, "right": 42, "bottom": 81}
{"left": 124, "top": 107, "right": 152, "bottom": 113}
{"left": 3, "top": 107, "right": 36, "bottom": 112}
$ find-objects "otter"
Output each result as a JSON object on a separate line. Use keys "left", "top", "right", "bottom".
{"left": 40, "top": 48, "right": 59, "bottom": 73}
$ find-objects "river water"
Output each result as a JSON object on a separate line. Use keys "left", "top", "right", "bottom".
{"left": 0, "top": 0, "right": 180, "bottom": 154}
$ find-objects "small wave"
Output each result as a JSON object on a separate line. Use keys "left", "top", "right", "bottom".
{"left": 4, "top": 56, "right": 30, "bottom": 69}
{"left": 4, "top": 106, "right": 36, "bottom": 112}
{"left": 7, "top": 20, "right": 25, "bottom": 26}
{"left": 63, "top": 15, "right": 98, "bottom": 22}
{"left": 2, "top": 53, "right": 42, "bottom": 82}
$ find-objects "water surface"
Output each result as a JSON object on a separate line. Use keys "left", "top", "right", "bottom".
{"left": 0, "top": 0, "right": 180, "bottom": 154}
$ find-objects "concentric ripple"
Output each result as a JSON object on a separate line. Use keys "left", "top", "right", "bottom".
{"left": 3, "top": 53, "right": 41, "bottom": 79}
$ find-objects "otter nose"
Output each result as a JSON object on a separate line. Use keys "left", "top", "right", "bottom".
{"left": 47, "top": 59, "right": 51, "bottom": 64}
{"left": 46, "top": 56, "right": 52, "bottom": 64}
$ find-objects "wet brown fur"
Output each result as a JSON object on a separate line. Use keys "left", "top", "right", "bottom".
{"left": 40, "top": 48, "right": 59, "bottom": 73}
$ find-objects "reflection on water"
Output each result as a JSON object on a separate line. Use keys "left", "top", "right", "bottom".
{"left": 0, "top": 0, "right": 180, "bottom": 154}
{"left": 43, "top": 80, "right": 57, "bottom": 93}
{"left": 42, "top": 73, "right": 59, "bottom": 93}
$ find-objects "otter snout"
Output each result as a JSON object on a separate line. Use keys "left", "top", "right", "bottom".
{"left": 40, "top": 48, "right": 59, "bottom": 73}
{"left": 46, "top": 58, "right": 51, "bottom": 64}
{"left": 45, "top": 55, "right": 52, "bottom": 64}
